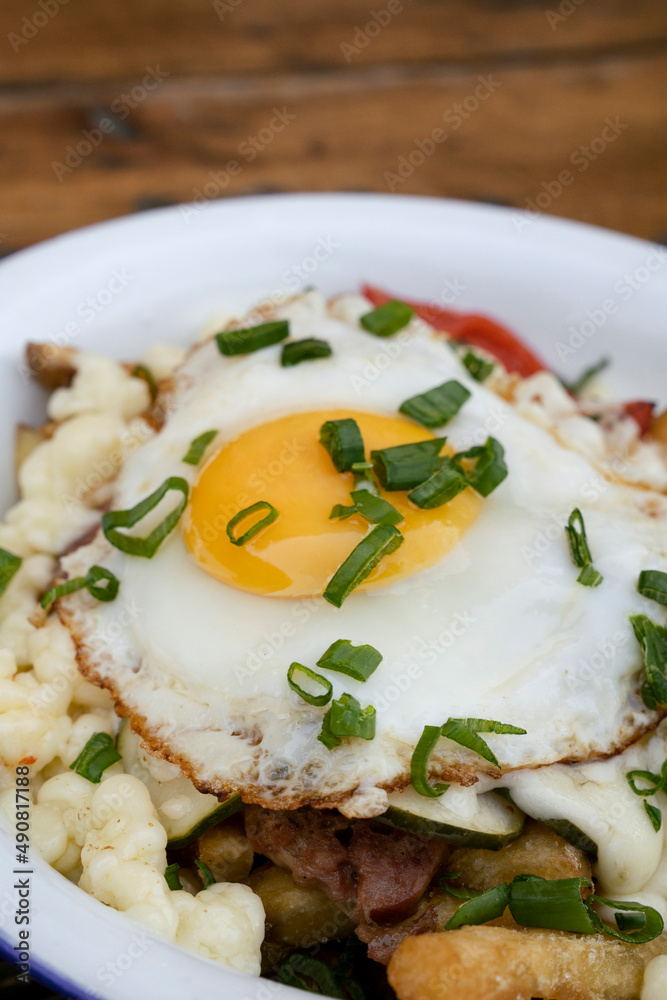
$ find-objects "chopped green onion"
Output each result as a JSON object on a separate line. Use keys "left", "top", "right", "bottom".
{"left": 371, "top": 439, "right": 445, "bottom": 491}
{"left": 399, "top": 380, "right": 471, "bottom": 429}
{"left": 410, "top": 725, "right": 450, "bottom": 798}
{"left": 577, "top": 565, "right": 603, "bottom": 588}
{"left": 182, "top": 430, "right": 218, "bottom": 465}
{"left": 645, "top": 802, "right": 662, "bottom": 831}
{"left": 287, "top": 662, "right": 333, "bottom": 707}
{"left": 462, "top": 351, "right": 494, "bottom": 383}
{"left": 320, "top": 418, "right": 366, "bottom": 473}
{"left": 102, "top": 477, "right": 189, "bottom": 558}
{"left": 227, "top": 501, "right": 279, "bottom": 547}
{"left": 42, "top": 565, "right": 119, "bottom": 609}
{"left": 586, "top": 895, "right": 664, "bottom": 944}
{"left": 455, "top": 437, "right": 508, "bottom": 498}
{"left": 316, "top": 639, "right": 382, "bottom": 682}
{"left": 69, "top": 732, "right": 121, "bottom": 783}
{"left": 627, "top": 768, "right": 665, "bottom": 797}
{"left": 319, "top": 693, "right": 376, "bottom": 749}
{"left": 216, "top": 320, "right": 289, "bottom": 356}
{"left": 445, "top": 882, "right": 510, "bottom": 931}
{"left": 407, "top": 457, "right": 468, "bottom": 509}
{"left": 278, "top": 954, "right": 343, "bottom": 998}
{"left": 323, "top": 524, "right": 403, "bottom": 608}
{"left": 440, "top": 717, "right": 527, "bottom": 769}
{"left": 349, "top": 489, "right": 403, "bottom": 526}
{"left": 615, "top": 911, "right": 647, "bottom": 933}
{"left": 329, "top": 503, "right": 358, "bottom": 521}
{"left": 132, "top": 363, "right": 158, "bottom": 402}
{"left": 631, "top": 614, "right": 667, "bottom": 709}
{"left": 561, "top": 358, "right": 610, "bottom": 397}
{"left": 565, "top": 508, "right": 603, "bottom": 588}
{"left": 508, "top": 875, "right": 596, "bottom": 934}
{"left": 0, "top": 548, "right": 22, "bottom": 598}
{"left": 360, "top": 300, "right": 414, "bottom": 338}
{"left": 281, "top": 338, "right": 332, "bottom": 367}
{"left": 165, "top": 862, "right": 182, "bottom": 891}
{"left": 638, "top": 570, "right": 667, "bottom": 607}
{"left": 195, "top": 859, "right": 216, "bottom": 888}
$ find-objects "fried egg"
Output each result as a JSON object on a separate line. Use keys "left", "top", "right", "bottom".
{"left": 58, "top": 290, "right": 667, "bottom": 816}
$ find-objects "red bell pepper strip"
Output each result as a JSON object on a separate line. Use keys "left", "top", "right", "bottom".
{"left": 362, "top": 284, "right": 547, "bottom": 379}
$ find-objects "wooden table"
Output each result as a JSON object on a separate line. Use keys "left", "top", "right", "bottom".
{"left": 0, "top": 0, "right": 666, "bottom": 252}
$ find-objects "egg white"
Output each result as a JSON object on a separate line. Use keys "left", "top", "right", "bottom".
{"left": 59, "top": 291, "right": 667, "bottom": 816}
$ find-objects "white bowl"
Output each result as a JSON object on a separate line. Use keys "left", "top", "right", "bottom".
{"left": 0, "top": 193, "right": 666, "bottom": 999}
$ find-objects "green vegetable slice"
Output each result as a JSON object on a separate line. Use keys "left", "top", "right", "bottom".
{"left": 360, "top": 300, "right": 414, "bottom": 337}
{"left": 462, "top": 350, "right": 494, "bottom": 382}
{"left": 316, "top": 639, "right": 382, "bottom": 682}
{"left": 226, "top": 501, "right": 279, "bottom": 546}
{"left": 379, "top": 787, "right": 525, "bottom": 849}
{"left": 183, "top": 430, "right": 218, "bottom": 465}
{"left": 323, "top": 524, "right": 403, "bottom": 608}
{"left": 216, "top": 320, "right": 289, "bottom": 356}
{"left": 638, "top": 570, "right": 667, "bottom": 607}
{"left": 371, "top": 439, "right": 446, "bottom": 491}
{"left": 102, "top": 477, "right": 189, "bottom": 558}
{"left": 41, "top": 565, "right": 119, "bottom": 609}
{"left": 349, "top": 489, "right": 403, "bottom": 526}
{"left": 70, "top": 732, "right": 121, "bottom": 783}
{"left": 399, "top": 380, "right": 471, "bottom": 429}
{"left": 281, "top": 338, "right": 332, "bottom": 366}
{"left": 455, "top": 437, "right": 508, "bottom": 497}
{"left": 320, "top": 418, "right": 366, "bottom": 473}
{"left": 287, "top": 662, "right": 333, "bottom": 707}
{"left": 407, "top": 457, "right": 468, "bottom": 509}
{"left": 0, "top": 548, "right": 22, "bottom": 597}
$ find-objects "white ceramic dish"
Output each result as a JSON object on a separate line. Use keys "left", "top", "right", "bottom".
{"left": 0, "top": 193, "right": 665, "bottom": 999}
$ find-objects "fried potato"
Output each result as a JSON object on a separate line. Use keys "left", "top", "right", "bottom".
{"left": 387, "top": 925, "right": 667, "bottom": 1000}
{"left": 26, "top": 343, "right": 76, "bottom": 389}
{"left": 246, "top": 864, "right": 354, "bottom": 948}
{"left": 14, "top": 422, "right": 55, "bottom": 476}
{"left": 448, "top": 819, "right": 591, "bottom": 891}
{"left": 648, "top": 410, "right": 667, "bottom": 447}
{"left": 196, "top": 816, "right": 254, "bottom": 884}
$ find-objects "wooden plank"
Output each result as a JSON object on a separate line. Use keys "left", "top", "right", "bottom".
{"left": 1, "top": 53, "right": 665, "bottom": 249}
{"left": 1, "top": 0, "right": 666, "bottom": 83}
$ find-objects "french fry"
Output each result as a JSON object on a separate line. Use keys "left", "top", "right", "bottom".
{"left": 25, "top": 343, "right": 76, "bottom": 389}
{"left": 196, "top": 816, "right": 254, "bottom": 884}
{"left": 448, "top": 819, "right": 591, "bottom": 891}
{"left": 387, "top": 925, "right": 667, "bottom": 1000}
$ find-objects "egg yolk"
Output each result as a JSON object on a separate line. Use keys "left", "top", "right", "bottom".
{"left": 183, "top": 410, "right": 482, "bottom": 598}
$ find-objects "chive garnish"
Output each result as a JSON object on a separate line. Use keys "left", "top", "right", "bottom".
{"left": 329, "top": 504, "right": 358, "bottom": 521}
{"left": 462, "top": 351, "right": 494, "bottom": 383}
{"left": 410, "top": 725, "right": 450, "bottom": 798}
{"left": 349, "top": 489, "right": 403, "bottom": 526}
{"left": 316, "top": 639, "right": 382, "bottom": 682}
{"left": 165, "top": 863, "right": 183, "bottom": 891}
{"left": 183, "top": 430, "right": 218, "bottom": 465}
{"left": 444, "top": 873, "right": 664, "bottom": 944}
{"left": 644, "top": 802, "right": 662, "bottom": 832}
{"left": 360, "top": 300, "right": 414, "bottom": 337}
{"left": 216, "top": 320, "right": 289, "bottom": 356}
{"left": 69, "top": 732, "right": 121, "bottom": 783}
{"left": 323, "top": 524, "right": 403, "bottom": 608}
{"left": 320, "top": 418, "right": 366, "bottom": 473}
{"left": 565, "top": 508, "right": 603, "bottom": 587}
{"left": 195, "top": 859, "right": 216, "bottom": 888}
{"left": 455, "top": 437, "right": 508, "bottom": 498}
{"left": 287, "top": 662, "right": 333, "bottom": 707}
{"left": 281, "top": 338, "right": 332, "bottom": 367}
{"left": 441, "top": 717, "right": 526, "bottom": 768}
{"left": 132, "top": 364, "right": 158, "bottom": 402}
{"left": 561, "top": 358, "right": 610, "bottom": 397}
{"left": 227, "top": 501, "right": 279, "bottom": 547}
{"left": 102, "top": 477, "right": 189, "bottom": 558}
{"left": 627, "top": 763, "right": 667, "bottom": 797}
{"left": 407, "top": 457, "right": 468, "bottom": 509}
{"left": 638, "top": 570, "right": 667, "bottom": 607}
{"left": 399, "top": 380, "right": 471, "bottom": 429}
{"left": 631, "top": 614, "right": 667, "bottom": 710}
{"left": 0, "top": 548, "right": 22, "bottom": 598}
{"left": 318, "top": 693, "right": 376, "bottom": 748}
{"left": 371, "top": 439, "right": 445, "bottom": 491}
{"left": 41, "top": 565, "right": 120, "bottom": 609}
{"left": 278, "top": 954, "right": 343, "bottom": 997}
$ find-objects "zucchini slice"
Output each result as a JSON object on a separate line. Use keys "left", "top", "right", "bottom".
{"left": 117, "top": 724, "right": 242, "bottom": 850}
{"left": 377, "top": 786, "right": 525, "bottom": 850}
{"left": 541, "top": 818, "right": 599, "bottom": 859}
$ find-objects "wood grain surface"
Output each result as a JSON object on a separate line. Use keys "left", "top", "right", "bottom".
{"left": 0, "top": 0, "right": 666, "bottom": 250}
